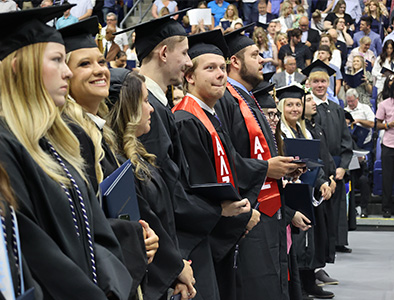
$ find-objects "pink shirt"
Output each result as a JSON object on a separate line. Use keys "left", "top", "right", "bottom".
{"left": 376, "top": 97, "right": 394, "bottom": 148}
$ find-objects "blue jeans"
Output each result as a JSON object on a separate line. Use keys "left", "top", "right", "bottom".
{"left": 242, "top": 1, "right": 258, "bottom": 25}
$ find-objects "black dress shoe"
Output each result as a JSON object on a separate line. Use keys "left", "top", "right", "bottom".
{"left": 383, "top": 210, "right": 391, "bottom": 218}
{"left": 315, "top": 269, "right": 339, "bottom": 286}
{"left": 360, "top": 208, "right": 368, "bottom": 218}
{"left": 335, "top": 245, "right": 352, "bottom": 253}
{"left": 304, "top": 285, "right": 334, "bottom": 299}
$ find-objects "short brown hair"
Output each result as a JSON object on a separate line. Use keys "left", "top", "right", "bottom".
{"left": 183, "top": 57, "right": 200, "bottom": 92}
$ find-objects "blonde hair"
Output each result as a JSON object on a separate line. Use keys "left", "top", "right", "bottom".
{"left": 308, "top": 70, "right": 329, "bottom": 81}
{"left": 253, "top": 27, "right": 269, "bottom": 51}
{"left": 280, "top": 1, "right": 292, "bottom": 17}
{"left": 359, "top": 36, "right": 372, "bottom": 46}
{"left": 224, "top": 4, "right": 239, "bottom": 20}
{"left": 277, "top": 97, "right": 308, "bottom": 139}
{"left": 352, "top": 55, "right": 366, "bottom": 74}
{"left": 0, "top": 43, "right": 86, "bottom": 186}
{"left": 109, "top": 73, "right": 156, "bottom": 180}
{"left": 366, "top": 0, "right": 382, "bottom": 20}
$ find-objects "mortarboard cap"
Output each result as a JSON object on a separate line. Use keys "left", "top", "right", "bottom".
{"left": 224, "top": 23, "right": 255, "bottom": 57}
{"left": 275, "top": 83, "right": 305, "bottom": 101}
{"left": 301, "top": 59, "right": 336, "bottom": 77}
{"left": 0, "top": 4, "right": 74, "bottom": 60}
{"left": 114, "top": 8, "right": 188, "bottom": 63}
{"left": 59, "top": 16, "right": 99, "bottom": 53}
{"left": 256, "top": 22, "right": 269, "bottom": 30}
{"left": 263, "top": 71, "right": 275, "bottom": 82}
{"left": 380, "top": 66, "right": 394, "bottom": 76}
{"left": 252, "top": 81, "right": 276, "bottom": 108}
{"left": 188, "top": 29, "right": 229, "bottom": 60}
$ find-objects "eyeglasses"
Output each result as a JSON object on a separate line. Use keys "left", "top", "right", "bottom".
{"left": 268, "top": 111, "right": 281, "bottom": 119}
{"left": 106, "top": 18, "right": 116, "bottom": 22}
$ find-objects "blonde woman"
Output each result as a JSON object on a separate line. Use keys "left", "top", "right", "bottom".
{"left": 275, "top": 32, "right": 288, "bottom": 51}
{"left": 346, "top": 36, "right": 376, "bottom": 69}
{"left": 60, "top": 18, "right": 196, "bottom": 300}
{"left": 254, "top": 27, "right": 279, "bottom": 73}
{"left": 364, "top": 0, "right": 389, "bottom": 39}
{"left": 0, "top": 6, "right": 132, "bottom": 299}
{"left": 278, "top": 1, "right": 295, "bottom": 33}
{"left": 220, "top": 4, "right": 243, "bottom": 33}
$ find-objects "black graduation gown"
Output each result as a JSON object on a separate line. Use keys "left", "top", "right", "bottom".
{"left": 306, "top": 119, "right": 337, "bottom": 264}
{"left": 174, "top": 106, "right": 268, "bottom": 300}
{"left": 215, "top": 87, "right": 290, "bottom": 300}
{"left": 0, "top": 201, "right": 43, "bottom": 300}
{"left": 314, "top": 101, "right": 353, "bottom": 246}
{"left": 138, "top": 92, "right": 226, "bottom": 300}
{"left": 0, "top": 122, "right": 132, "bottom": 300}
{"left": 69, "top": 122, "right": 184, "bottom": 300}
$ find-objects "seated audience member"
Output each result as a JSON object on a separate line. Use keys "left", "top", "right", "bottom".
{"left": 327, "top": 28, "right": 347, "bottom": 71}
{"left": 333, "top": 17, "right": 354, "bottom": 47}
{"left": 275, "top": 32, "right": 288, "bottom": 51}
{"left": 208, "top": 0, "right": 230, "bottom": 27}
{"left": 298, "top": 16, "right": 320, "bottom": 54}
{"left": 253, "top": 26, "right": 279, "bottom": 74}
{"left": 151, "top": 0, "right": 179, "bottom": 19}
{"left": 364, "top": 0, "right": 388, "bottom": 40}
{"left": 344, "top": 55, "right": 373, "bottom": 107}
{"left": 159, "top": 6, "right": 171, "bottom": 16}
{"left": 377, "top": 74, "right": 394, "bottom": 105}
{"left": 324, "top": 0, "right": 355, "bottom": 31}
{"left": 353, "top": 16, "right": 382, "bottom": 57}
{"left": 315, "top": 33, "right": 342, "bottom": 70}
{"left": 311, "top": 9, "right": 324, "bottom": 34}
{"left": 101, "top": 13, "right": 130, "bottom": 52}
{"left": 108, "top": 50, "right": 127, "bottom": 68}
{"left": 68, "top": 0, "right": 93, "bottom": 21}
{"left": 171, "top": 85, "right": 185, "bottom": 107}
{"left": 266, "top": 19, "right": 279, "bottom": 45}
{"left": 278, "top": 0, "right": 295, "bottom": 33}
{"left": 220, "top": 3, "right": 243, "bottom": 33}
{"left": 56, "top": 1, "right": 78, "bottom": 29}
{"left": 315, "top": 45, "right": 342, "bottom": 96}
{"left": 0, "top": 0, "right": 17, "bottom": 12}
{"left": 271, "top": 55, "right": 306, "bottom": 88}
{"left": 278, "top": 28, "right": 312, "bottom": 69}
{"left": 191, "top": 1, "right": 215, "bottom": 34}
{"left": 376, "top": 89, "right": 394, "bottom": 218}
{"left": 103, "top": 24, "right": 121, "bottom": 62}
{"left": 346, "top": 36, "right": 376, "bottom": 69}
{"left": 372, "top": 40, "right": 394, "bottom": 96}
{"left": 253, "top": 0, "right": 275, "bottom": 25}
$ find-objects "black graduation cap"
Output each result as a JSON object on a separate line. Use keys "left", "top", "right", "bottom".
{"left": 344, "top": 111, "right": 355, "bottom": 123}
{"left": 0, "top": 4, "right": 73, "bottom": 60}
{"left": 380, "top": 67, "right": 394, "bottom": 77}
{"left": 113, "top": 8, "right": 189, "bottom": 63}
{"left": 58, "top": 16, "right": 99, "bottom": 53}
{"left": 263, "top": 71, "right": 275, "bottom": 82}
{"left": 256, "top": 22, "right": 269, "bottom": 30}
{"left": 301, "top": 59, "right": 336, "bottom": 77}
{"left": 188, "top": 29, "right": 229, "bottom": 60}
{"left": 252, "top": 81, "right": 276, "bottom": 108}
{"left": 275, "top": 84, "right": 305, "bottom": 101}
{"left": 224, "top": 23, "right": 256, "bottom": 57}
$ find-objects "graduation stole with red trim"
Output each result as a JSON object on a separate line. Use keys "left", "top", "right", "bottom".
{"left": 227, "top": 83, "right": 281, "bottom": 216}
{"left": 173, "top": 95, "right": 235, "bottom": 187}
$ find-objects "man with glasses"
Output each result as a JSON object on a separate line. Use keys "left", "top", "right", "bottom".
{"left": 298, "top": 16, "right": 320, "bottom": 54}
{"left": 101, "top": 12, "right": 129, "bottom": 51}
{"left": 271, "top": 55, "right": 306, "bottom": 88}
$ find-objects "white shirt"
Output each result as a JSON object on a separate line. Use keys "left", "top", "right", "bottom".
{"left": 68, "top": 0, "right": 93, "bottom": 19}
{"left": 144, "top": 76, "right": 168, "bottom": 106}
{"left": 312, "top": 93, "right": 327, "bottom": 106}
{"left": 0, "top": 0, "right": 17, "bottom": 13}
{"left": 86, "top": 113, "right": 106, "bottom": 130}
{"left": 345, "top": 102, "right": 375, "bottom": 143}
{"left": 301, "top": 30, "right": 308, "bottom": 43}
{"left": 258, "top": 14, "right": 267, "bottom": 24}
{"left": 186, "top": 93, "right": 216, "bottom": 115}
{"left": 101, "top": 26, "right": 129, "bottom": 50}
{"left": 285, "top": 71, "right": 295, "bottom": 85}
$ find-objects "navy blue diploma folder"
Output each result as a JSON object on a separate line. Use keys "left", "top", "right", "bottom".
{"left": 100, "top": 159, "right": 140, "bottom": 221}
{"left": 284, "top": 183, "right": 315, "bottom": 225}
{"left": 191, "top": 183, "right": 242, "bottom": 201}
{"left": 17, "top": 288, "right": 35, "bottom": 300}
{"left": 284, "top": 138, "right": 323, "bottom": 168}
{"left": 343, "top": 70, "right": 364, "bottom": 88}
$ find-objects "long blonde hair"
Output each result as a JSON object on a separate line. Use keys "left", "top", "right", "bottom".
{"left": 108, "top": 73, "right": 156, "bottom": 180}
{"left": 224, "top": 4, "right": 239, "bottom": 20}
{"left": 277, "top": 97, "right": 308, "bottom": 139}
{"left": 0, "top": 43, "right": 86, "bottom": 186}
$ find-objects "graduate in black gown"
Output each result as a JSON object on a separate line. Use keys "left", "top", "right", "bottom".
{"left": 276, "top": 85, "right": 335, "bottom": 299}
{"left": 59, "top": 18, "right": 195, "bottom": 300}
{"left": 113, "top": 13, "right": 232, "bottom": 300}
{"left": 213, "top": 25, "right": 302, "bottom": 300}
{"left": 173, "top": 29, "right": 268, "bottom": 300}
{"left": 303, "top": 62, "right": 353, "bottom": 254}
{"left": 0, "top": 164, "right": 43, "bottom": 300}
{"left": 0, "top": 6, "right": 133, "bottom": 299}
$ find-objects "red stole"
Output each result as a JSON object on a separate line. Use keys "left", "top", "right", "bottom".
{"left": 227, "top": 83, "right": 281, "bottom": 217}
{"left": 173, "top": 95, "right": 235, "bottom": 187}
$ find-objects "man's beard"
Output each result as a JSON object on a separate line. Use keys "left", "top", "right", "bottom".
{"left": 239, "top": 63, "right": 262, "bottom": 90}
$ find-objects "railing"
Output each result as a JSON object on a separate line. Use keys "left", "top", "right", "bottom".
{"left": 120, "top": 0, "right": 154, "bottom": 33}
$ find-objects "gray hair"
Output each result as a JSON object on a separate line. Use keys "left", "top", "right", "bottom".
{"left": 345, "top": 88, "right": 359, "bottom": 99}
{"left": 284, "top": 55, "right": 295, "bottom": 65}
{"left": 106, "top": 12, "right": 117, "bottom": 20}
